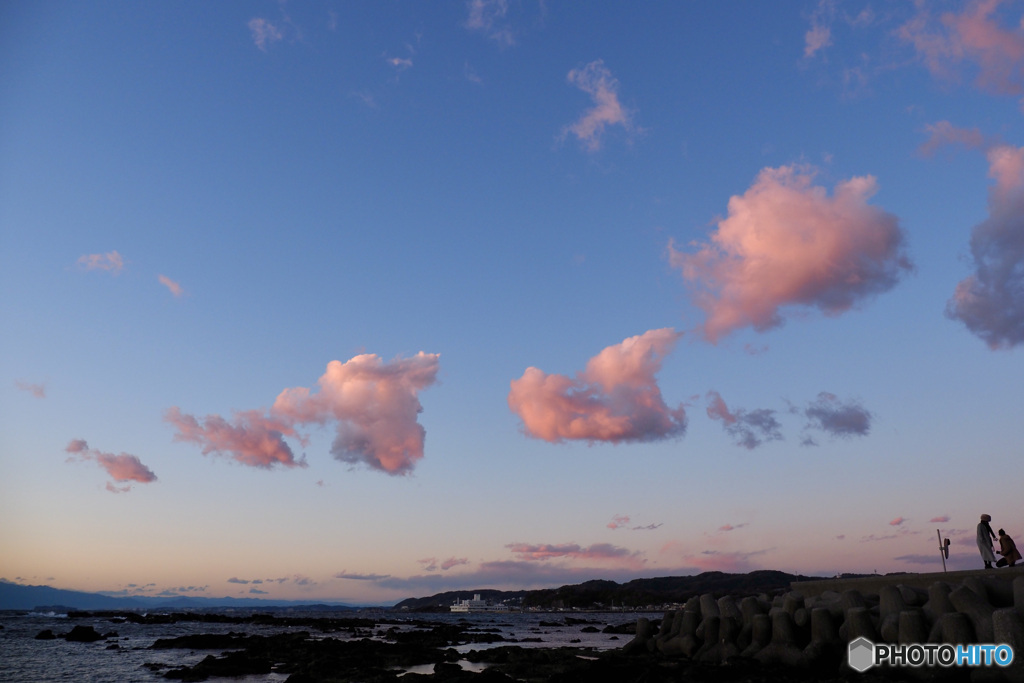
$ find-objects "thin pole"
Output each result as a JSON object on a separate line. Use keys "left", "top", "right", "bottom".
{"left": 937, "top": 529, "right": 947, "bottom": 573}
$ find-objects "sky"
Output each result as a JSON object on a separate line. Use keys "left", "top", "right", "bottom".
{"left": 2, "top": 0, "right": 1023, "bottom": 606}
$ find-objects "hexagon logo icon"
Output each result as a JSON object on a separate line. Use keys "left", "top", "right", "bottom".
{"left": 848, "top": 637, "right": 875, "bottom": 672}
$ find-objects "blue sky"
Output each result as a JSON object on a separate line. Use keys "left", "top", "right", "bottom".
{"left": 2, "top": 0, "right": 1023, "bottom": 604}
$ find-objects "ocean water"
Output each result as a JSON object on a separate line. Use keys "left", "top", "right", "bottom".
{"left": 0, "top": 610, "right": 636, "bottom": 682}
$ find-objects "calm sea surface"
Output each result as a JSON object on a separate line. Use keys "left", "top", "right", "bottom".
{"left": 0, "top": 610, "right": 637, "bottom": 682}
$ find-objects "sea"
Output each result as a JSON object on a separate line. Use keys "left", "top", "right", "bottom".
{"left": 0, "top": 609, "right": 638, "bottom": 682}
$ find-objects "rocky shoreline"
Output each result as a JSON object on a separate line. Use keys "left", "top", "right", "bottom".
{"left": 25, "top": 572, "right": 1024, "bottom": 682}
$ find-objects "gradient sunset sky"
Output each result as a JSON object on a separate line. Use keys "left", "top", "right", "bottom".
{"left": 2, "top": 0, "right": 1023, "bottom": 605}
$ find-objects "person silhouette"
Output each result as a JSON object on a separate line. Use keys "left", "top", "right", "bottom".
{"left": 996, "top": 528, "right": 1021, "bottom": 568}
{"left": 977, "top": 514, "right": 997, "bottom": 569}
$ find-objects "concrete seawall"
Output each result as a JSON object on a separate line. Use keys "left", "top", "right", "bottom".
{"left": 623, "top": 567, "right": 1024, "bottom": 680}
{"left": 792, "top": 566, "right": 1024, "bottom": 598}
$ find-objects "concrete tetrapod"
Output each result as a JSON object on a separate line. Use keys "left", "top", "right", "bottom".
{"left": 950, "top": 584, "right": 996, "bottom": 642}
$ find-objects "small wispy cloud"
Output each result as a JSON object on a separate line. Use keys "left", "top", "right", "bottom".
{"left": 705, "top": 391, "right": 783, "bottom": 449}
{"left": 441, "top": 557, "right": 470, "bottom": 571}
{"left": 158, "top": 274, "right": 184, "bottom": 297}
{"left": 889, "top": 517, "right": 907, "bottom": 526}
{"left": 919, "top": 120, "right": 987, "bottom": 157}
{"left": 804, "top": 0, "right": 835, "bottom": 58}
{"left": 607, "top": 514, "right": 631, "bottom": 530}
{"left": 248, "top": 17, "right": 283, "bottom": 52}
{"left": 77, "top": 251, "right": 124, "bottom": 274}
{"left": 930, "top": 515, "right": 951, "bottom": 523}
{"left": 335, "top": 571, "right": 391, "bottom": 581}
{"left": 506, "top": 542, "right": 646, "bottom": 569}
{"left": 898, "top": 1, "right": 1024, "bottom": 100}
{"left": 15, "top": 380, "right": 46, "bottom": 398}
{"left": 464, "top": 0, "right": 515, "bottom": 46}
{"left": 561, "top": 60, "right": 635, "bottom": 152}
{"left": 386, "top": 56, "right": 413, "bottom": 71}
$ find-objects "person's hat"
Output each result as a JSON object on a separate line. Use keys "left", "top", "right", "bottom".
{"left": 981, "top": 514, "right": 992, "bottom": 522}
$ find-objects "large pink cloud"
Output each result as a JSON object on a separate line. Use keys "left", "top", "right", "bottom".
{"left": 65, "top": 439, "right": 157, "bottom": 492}
{"left": 946, "top": 144, "right": 1024, "bottom": 349}
{"left": 168, "top": 352, "right": 440, "bottom": 475}
{"left": 899, "top": 0, "right": 1024, "bottom": 97}
{"left": 272, "top": 352, "right": 440, "bottom": 474}
{"left": 507, "top": 328, "right": 686, "bottom": 444}
{"left": 670, "top": 165, "right": 912, "bottom": 342}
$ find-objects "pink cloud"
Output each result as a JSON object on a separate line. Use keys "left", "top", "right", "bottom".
{"left": 271, "top": 352, "right": 440, "bottom": 474}
{"left": 562, "top": 60, "right": 634, "bottom": 151}
{"left": 165, "top": 407, "right": 304, "bottom": 469}
{"left": 705, "top": 390, "right": 782, "bottom": 449}
{"left": 158, "top": 275, "right": 184, "bottom": 297}
{"left": 669, "top": 165, "right": 912, "bottom": 342}
{"left": 441, "top": 557, "right": 470, "bottom": 571}
{"left": 803, "top": 0, "right": 837, "bottom": 59}
{"left": 931, "top": 515, "right": 951, "bottom": 523}
{"left": 946, "top": 144, "right": 1024, "bottom": 349}
{"left": 899, "top": 0, "right": 1024, "bottom": 97}
{"left": 77, "top": 251, "right": 124, "bottom": 273}
{"left": 65, "top": 439, "right": 157, "bottom": 492}
{"left": 889, "top": 517, "right": 906, "bottom": 526}
{"left": 169, "top": 352, "right": 440, "bottom": 475}
{"left": 386, "top": 56, "right": 413, "bottom": 71}
{"left": 688, "top": 549, "right": 766, "bottom": 573}
{"left": 418, "top": 558, "right": 438, "bottom": 572}
{"left": 919, "top": 120, "right": 987, "bottom": 156}
{"left": 508, "top": 328, "right": 686, "bottom": 444}
{"left": 15, "top": 380, "right": 46, "bottom": 398}
{"left": 465, "top": 0, "right": 515, "bottom": 46}
{"left": 505, "top": 542, "right": 646, "bottom": 569}
{"left": 248, "top": 17, "right": 282, "bottom": 51}
{"left": 607, "top": 514, "right": 631, "bottom": 530}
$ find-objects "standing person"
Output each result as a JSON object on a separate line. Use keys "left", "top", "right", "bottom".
{"left": 977, "top": 514, "right": 997, "bottom": 569}
{"left": 996, "top": 529, "right": 1021, "bottom": 567}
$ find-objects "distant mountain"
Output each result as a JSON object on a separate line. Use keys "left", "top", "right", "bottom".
{"left": 0, "top": 581, "right": 365, "bottom": 611}
{"left": 394, "top": 571, "right": 825, "bottom": 611}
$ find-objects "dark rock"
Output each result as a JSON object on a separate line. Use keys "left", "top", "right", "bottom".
{"left": 580, "top": 626, "right": 600, "bottom": 633}
{"left": 152, "top": 633, "right": 251, "bottom": 650}
{"left": 164, "top": 651, "right": 272, "bottom": 681}
{"left": 65, "top": 625, "right": 104, "bottom": 642}
{"left": 35, "top": 629, "right": 56, "bottom": 640}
